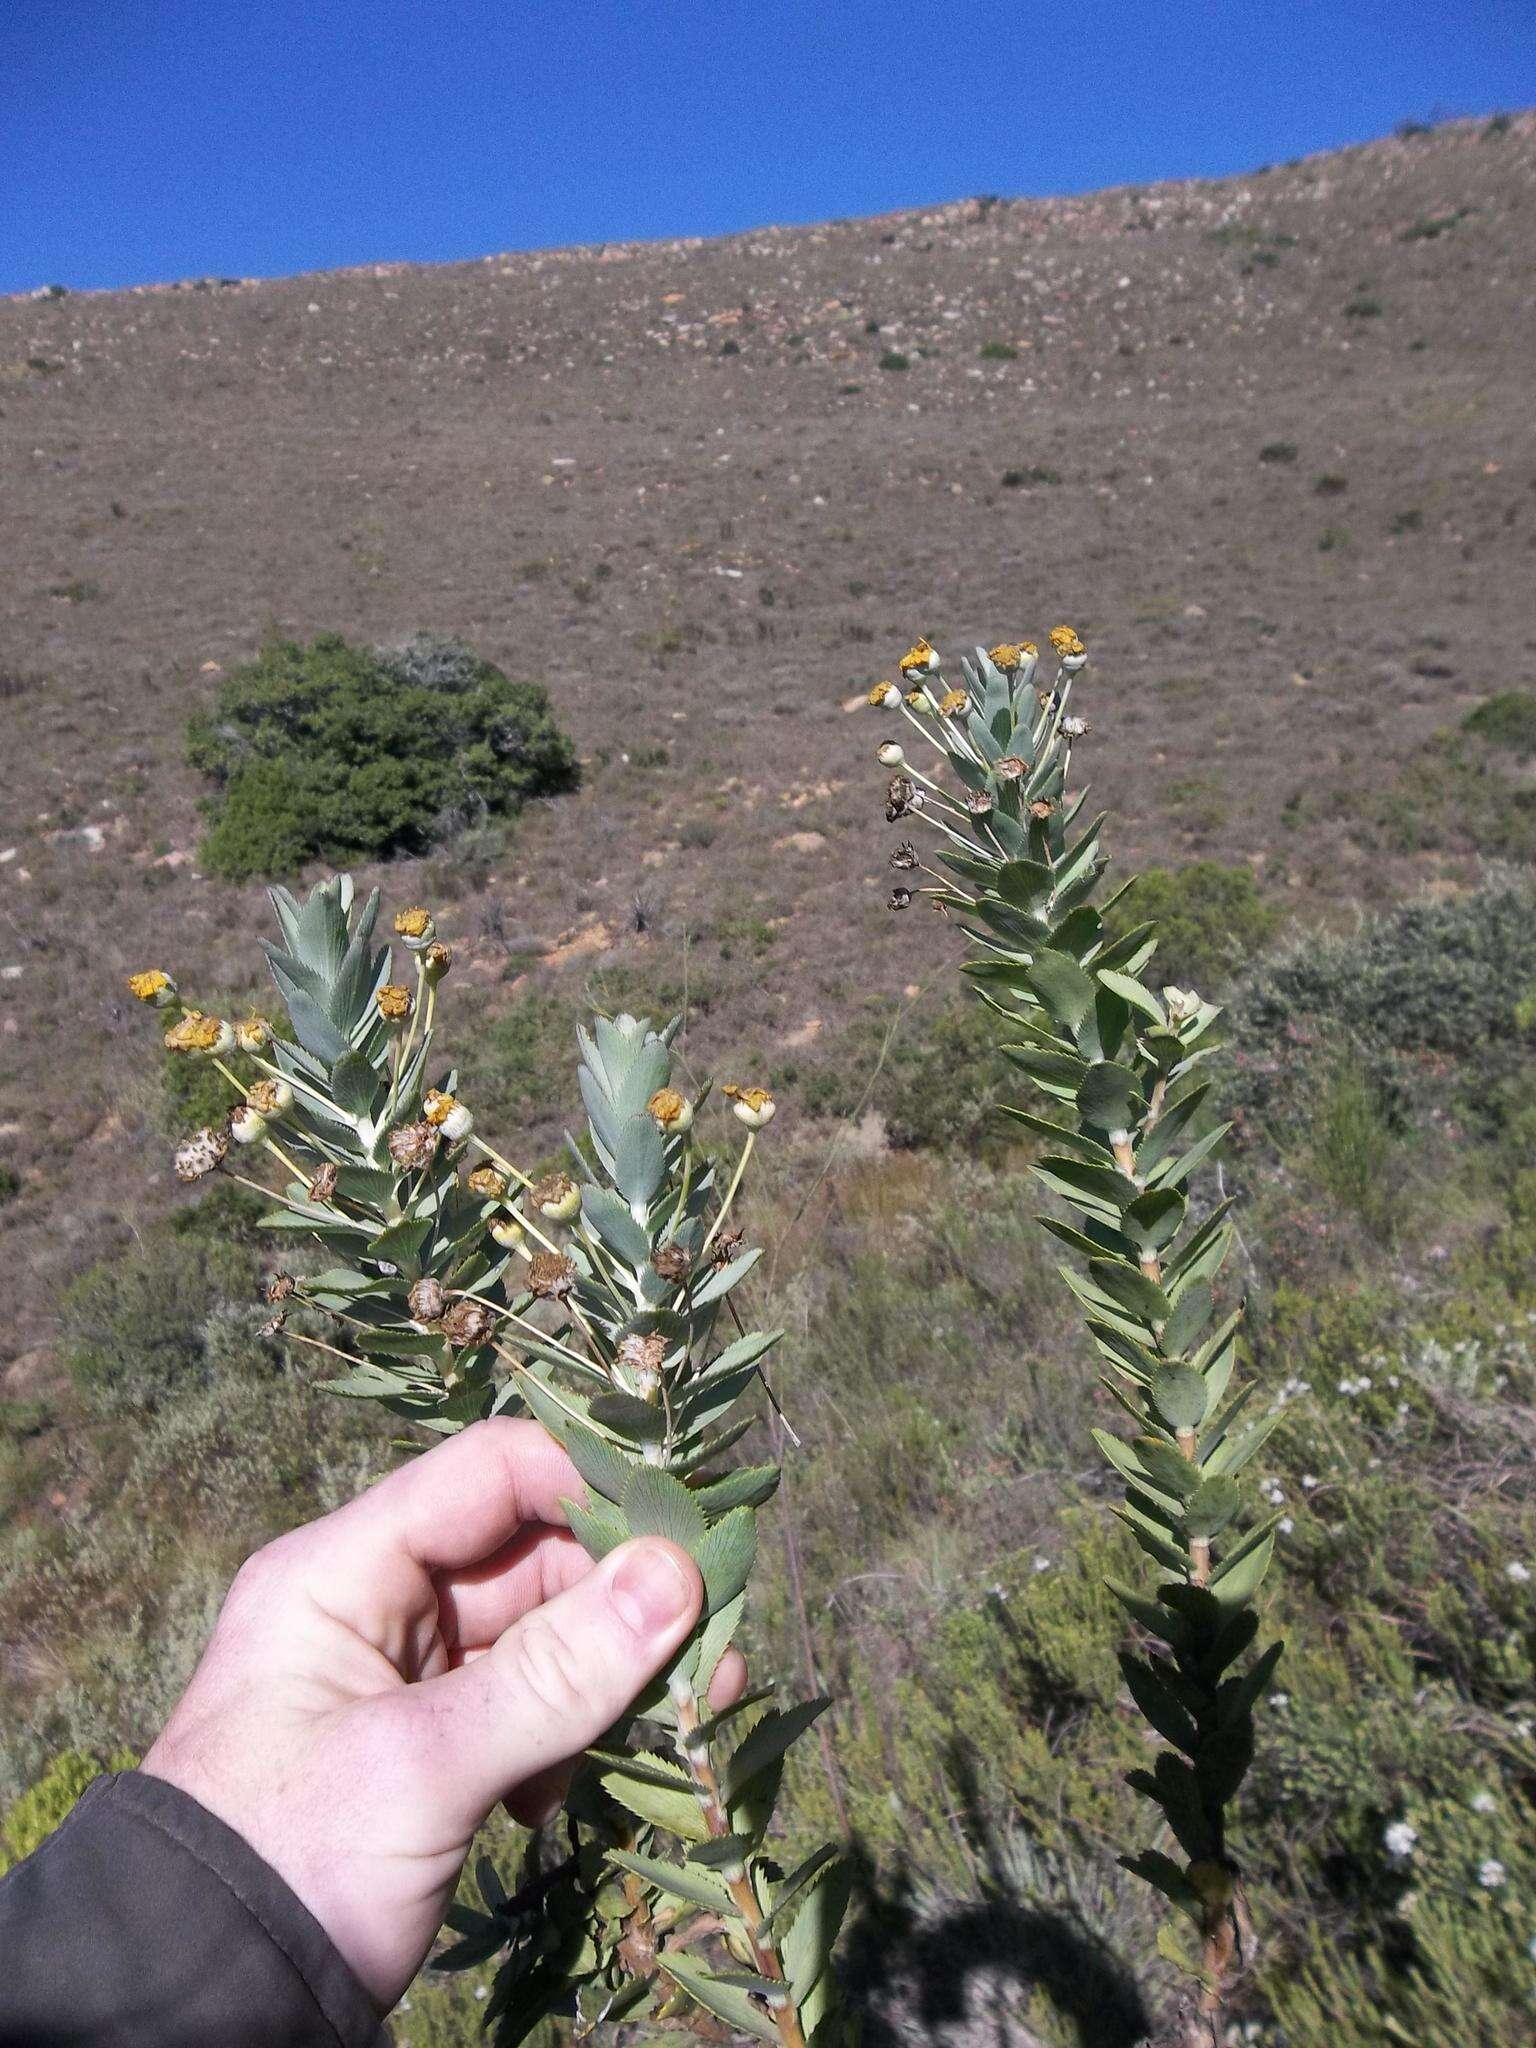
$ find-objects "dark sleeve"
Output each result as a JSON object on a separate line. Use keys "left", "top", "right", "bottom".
{"left": 0, "top": 1770, "right": 387, "bottom": 2048}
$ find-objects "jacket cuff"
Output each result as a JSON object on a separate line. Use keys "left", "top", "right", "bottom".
{"left": 0, "top": 1770, "right": 387, "bottom": 2048}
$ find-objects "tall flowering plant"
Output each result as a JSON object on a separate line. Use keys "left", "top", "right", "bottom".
{"left": 128, "top": 880, "right": 850, "bottom": 2048}
{"left": 868, "top": 632, "right": 1280, "bottom": 2045}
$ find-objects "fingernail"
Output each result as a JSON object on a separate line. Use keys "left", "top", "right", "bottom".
{"left": 610, "top": 1542, "right": 695, "bottom": 1634}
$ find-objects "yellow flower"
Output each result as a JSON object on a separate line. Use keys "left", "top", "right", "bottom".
{"left": 233, "top": 1016, "right": 271, "bottom": 1052}
{"left": 393, "top": 906, "right": 436, "bottom": 947}
{"left": 422, "top": 1088, "right": 456, "bottom": 1127}
{"left": 247, "top": 1077, "right": 293, "bottom": 1117}
{"left": 647, "top": 1087, "right": 694, "bottom": 1134}
{"left": 467, "top": 1165, "right": 508, "bottom": 1199}
{"left": 377, "top": 983, "right": 414, "bottom": 1023}
{"left": 988, "top": 644, "right": 1022, "bottom": 673}
{"left": 938, "top": 689, "right": 969, "bottom": 717}
{"left": 127, "top": 969, "right": 176, "bottom": 1007}
{"left": 867, "top": 682, "right": 901, "bottom": 709}
{"left": 164, "top": 1011, "right": 228, "bottom": 1056}
{"left": 1050, "top": 625, "right": 1085, "bottom": 658}
{"left": 898, "top": 636, "right": 940, "bottom": 676}
{"left": 723, "top": 1083, "right": 777, "bottom": 1130}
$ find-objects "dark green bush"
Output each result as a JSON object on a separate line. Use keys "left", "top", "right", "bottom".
{"left": 1105, "top": 861, "right": 1279, "bottom": 990}
{"left": 1463, "top": 691, "right": 1536, "bottom": 755}
{"left": 188, "top": 632, "right": 577, "bottom": 879}
{"left": 61, "top": 1227, "right": 260, "bottom": 1415}
{"left": 802, "top": 993, "right": 1012, "bottom": 1150}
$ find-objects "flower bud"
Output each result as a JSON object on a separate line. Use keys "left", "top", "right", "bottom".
{"left": 377, "top": 982, "right": 414, "bottom": 1025}
{"left": 233, "top": 1016, "right": 272, "bottom": 1053}
{"left": 422, "top": 942, "right": 453, "bottom": 983}
{"left": 531, "top": 1172, "right": 581, "bottom": 1222}
{"left": 988, "top": 644, "right": 1022, "bottom": 673}
{"left": 490, "top": 1215, "right": 527, "bottom": 1251}
{"left": 723, "top": 1083, "right": 776, "bottom": 1130}
{"left": 247, "top": 1077, "right": 294, "bottom": 1118}
{"left": 440, "top": 1102, "right": 474, "bottom": 1143}
{"left": 128, "top": 970, "right": 177, "bottom": 1008}
{"left": 647, "top": 1087, "right": 694, "bottom": 1134}
{"left": 467, "top": 1165, "right": 508, "bottom": 1199}
{"left": 422, "top": 1088, "right": 456, "bottom": 1127}
{"left": 867, "top": 682, "right": 901, "bottom": 709}
{"left": 393, "top": 906, "right": 437, "bottom": 950}
{"left": 228, "top": 1104, "right": 269, "bottom": 1145}
{"left": 877, "top": 742, "right": 906, "bottom": 768}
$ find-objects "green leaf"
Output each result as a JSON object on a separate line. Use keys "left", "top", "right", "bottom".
{"left": 557, "top": 1417, "right": 637, "bottom": 1505}
{"left": 1088, "top": 1260, "right": 1170, "bottom": 1328}
{"left": 1159, "top": 1281, "right": 1216, "bottom": 1359}
{"left": 692, "top": 1465, "right": 780, "bottom": 1514}
{"left": 1077, "top": 1062, "right": 1142, "bottom": 1133}
{"left": 1122, "top": 1188, "right": 1186, "bottom": 1254}
{"left": 1097, "top": 969, "right": 1167, "bottom": 1027}
{"left": 1120, "top": 1850, "right": 1204, "bottom": 1926}
{"left": 722, "top": 1698, "right": 832, "bottom": 1805}
{"left": 1133, "top": 1435, "right": 1201, "bottom": 1501}
{"left": 590, "top": 1390, "right": 667, "bottom": 1441}
{"left": 695, "top": 1506, "right": 758, "bottom": 1612}
{"left": 580, "top": 1185, "right": 653, "bottom": 1268}
{"left": 781, "top": 1856, "right": 851, "bottom": 2013}
{"left": 1025, "top": 947, "right": 1098, "bottom": 1029}
{"left": 607, "top": 1849, "right": 732, "bottom": 1913}
{"left": 597, "top": 1758, "right": 711, "bottom": 1843}
{"left": 995, "top": 859, "right": 1055, "bottom": 915}
{"left": 1119, "top": 1653, "right": 1199, "bottom": 1753}
{"left": 621, "top": 1465, "right": 707, "bottom": 1552}
{"left": 1150, "top": 1365, "right": 1209, "bottom": 1431}
{"left": 1182, "top": 1476, "right": 1244, "bottom": 1540}
{"left": 612, "top": 1115, "right": 666, "bottom": 1209}
{"left": 1217, "top": 1638, "right": 1285, "bottom": 1728}
{"left": 563, "top": 1492, "right": 628, "bottom": 1562}
{"left": 330, "top": 1050, "right": 380, "bottom": 1120}
{"left": 1210, "top": 1529, "right": 1276, "bottom": 1610}
{"left": 658, "top": 1953, "right": 779, "bottom": 2043}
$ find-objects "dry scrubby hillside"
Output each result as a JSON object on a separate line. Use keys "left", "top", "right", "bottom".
{"left": 3, "top": 113, "right": 1536, "bottom": 1374}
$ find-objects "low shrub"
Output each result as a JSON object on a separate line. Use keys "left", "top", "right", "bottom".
{"left": 187, "top": 632, "right": 577, "bottom": 879}
{"left": 1105, "top": 860, "right": 1279, "bottom": 990}
{"left": 1, "top": 1748, "right": 137, "bottom": 1872}
{"left": 1463, "top": 691, "right": 1536, "bottom": 755}
{"left": 60, "top": 1225, "right": 260, "bottom": 1416}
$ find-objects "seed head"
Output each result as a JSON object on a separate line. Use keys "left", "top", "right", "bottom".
{"left": 528, "top": 1250, "right": 576, "bottom": 1300}
{"left": 467, "top": 1165, "right": 508, "bottom": 1199}
{"left": 377, "top": 983, "right": 414, "bottom": 1023}
{"left": 877, "top": 742, "right": 906, "bottom": 768}
{"left": 174, "top": 1126, "right": 228, "bottom": 1182}
{"left": 723, "top": 1083, "right": 776, "bottom": 1130}
{"left": 128, "top": 969, "right": 177, "bottom": 1007}
{"left": 266, "top": 1273, "right": 296, "bottom": 1304}
{"left": 885, "top": 775, "right": 918, "bottom": 821}
{"left": 889, "top": 888, "right": 913, "bottom": 910}
{"left": 965, "top": 790, "right": 995, "bottom": 817}
{"left": 711, "top": 1225, "right": 745, "bottom": 1268}
{"left": 407, "top": 1277, "right": 447, "bottom": 1324}
{"left": 995, "top": 755, "right": 1029, "bottom": 782}
{"left": 647, "top": 1087, "right": 694, "bottom": 1134}
{"left": 387, "top": 1119, "right": 440, "bottom": 1172}
{"left": 937, "top": 688, "right": 969, "bottom": 718}
{"left": 247, "top": 1076, "right": 293, "bottom": 1118}
{"left": 422, "top": 942, "right": 453, "bottom": 983}
{"left": 308, "top": 1162, "right": 339, "bottom": 1203}
{"left": 899, "top": 636, "right": 941, "bottom": 676}
{"left": 531, "top": 1172, "right": 581, "bottom": 1222}
{"left": 1028, "top": 798, "right": 1056, "bottom": 820}
{"left": 394, "top": 907, "right": 436, "bottom": 949}
{"left": 617, "top": 1330, "right": 668, "bottom": 1390}
{"left": 1062, "top": 715, "right": 1089, "bottom": 737}
{"left": 889, "top": 841, "right": 919, "bottom": 870}
{"left": 441, "top": 1298, "right": 498, "bottom": 1349}
{"left": 652, "top": 1242, "right": 692, "bottom": 1282}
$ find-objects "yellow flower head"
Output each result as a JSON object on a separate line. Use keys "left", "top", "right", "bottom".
{"left": 164, "top": 1011, "right": 225, "bottom": 1055}
{"left": 377, "top": 982, "right": 414, "bottom": 1022}
{"left": 467, "top": 1165, "right": 508, "bottom": 1199}
{"left": 393, "top": 907, "right": 436, "bottom": 947}
{"left": 988, "top": 644, "right": 1022, "bottom": 673}
{"left": 233, "top": 1016, "right": 271, "bottom": 1052}
{"left": 647, "top": 1087, "right": 694, "bottom": 1134}
{"left": 1050, "top": 625, "right": 1085, "bottom": 658}
{"left": 247, "top": 1077, "right": 293, "bottom": 1118}
{"left": 899, "top": 636, "right": 940, "bottom": 676}
{"left": 938, "top": 688, "right": 969, "bottom": 717}
{"left": 128, "top": 969, "right": 175, "bottom": 1006}
{"left": 867, "top": 681, "right": 901, "bottom": 709}
{"left": 422, "top": 1088, "right": 457, "bottom": 1127}
{"left": 723, "top": 1083, "right": 777, "bottom": 1129}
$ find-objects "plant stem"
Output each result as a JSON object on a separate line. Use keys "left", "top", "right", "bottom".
{"left": 672, "top": 1688, "right": 806, "bottom": 2048}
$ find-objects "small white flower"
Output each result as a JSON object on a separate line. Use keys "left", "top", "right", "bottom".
{"left": 1506, "top": 1562, "right": 1531, "bottom": 1584}
{"left": 1033, "top": 1554, "right": 1051, "bottom": 1573}
{"left": 1278, "top": 1517, "right": 1294, "bottom": 1534}
{"left": 1470, "top": 1790, "right": 1498, "bottom": 1814}
{"left": 1384, "top": 1820, "right": 1418, "bottom": 1865}
{"left": 1271, "top": 1693, "right": 1290, "bottom": 1709}
{"left": 1478, "top": 1858, "right": 1507, "bottom": 1890}
{"left": 1301, "top": 1474, "right": 1318, "bottom": 1490}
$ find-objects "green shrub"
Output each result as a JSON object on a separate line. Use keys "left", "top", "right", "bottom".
{"left": 1, "top": 1748, "right": 137, "bottom": 1872}
{"left": 1105, "top": 861, "right": 1279, "bottom": 990}
{"left": 801, "top": 993, "right": 1013, "bottom": 1149}
{"left": 878, "top": 351, "right": 910, "bottom": 371}
{"left": 60, "top": 1227, "right": 260, "bottom": 1415}
{"left": 1463, "top": 691, "right": 1536, "bottom": 755}
{"left": 979, "top": 340, "right": 1019, "bottom": 361}
{"left": 187, "top": 632, "right": 577, "bottom": 879}
{"left": 1259, "top": 441, "right": 1298, "bottom": 464}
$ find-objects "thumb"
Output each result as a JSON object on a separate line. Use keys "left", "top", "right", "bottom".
{"left": 392, "top": 1538, "right": 703, "bottom": 1833}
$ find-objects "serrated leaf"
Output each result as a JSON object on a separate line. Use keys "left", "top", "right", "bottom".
{"left": 612, "top": 1115, "right": 666, "bottom": 1210}
{"left": 1150, "top": 1365, "right": 1209, "bottom": 1431}
{"left": 621, "top": 1465, "right": 708, "bottom": 1552}
{"left": 580, "top": 1184, "right": 653, "bottom": 1267}
{"left": 1077, "top": 1062, "right": 1142, "bottom": 1133}
{"left": 598, "top": 1761, "right": 711, "bottom": 1843}
{"left": 1159, "top": 1281, "right": 1216, "bottom": 1359}
{"left": 658, "top": 1953, "right": 779, "bottom": 2043}
{"left": 1119, "top": 1653, "right": 1199, "bottom": 1753}
{"left": 607, "top": 1849, "right": 732, "bottom": 1912}
{"left": 695, "top": 1506, "right": 758, "bottom": 1613}
{"left": 722, "top": 1697, "right": 831, "bottom": 1805}
{"left": 330, "top": 1050, "right": 380, "bottom": 1120}
{"left": 780, "top": 1855, "right": 851, "bottom": 2011}
{"left": 590, "top": 1390, "right": 668, "bottom": 1441}
{"left": 1182, "top": 1476, "right": 1243, "bottom": 1541}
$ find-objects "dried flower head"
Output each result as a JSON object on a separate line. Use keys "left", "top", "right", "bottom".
{"left": 247, "top": 1077, "right": 293, "bottom": 1118}
{"left": 867, "top": 682, "right": 901, "bottom": 709}
{"left": 995, "top": 755, "right": 1029, "bottom": 782}
{"left": 899, "top": 636, "right": 941, "bottom": 676}
{"left": 1049, "top": 625, "right": 1085, "bottom": 658}
{"left": 647, "top": 1087, "right": 694, "bottom": 1134}
{"left": 652, "top": 1242, "right": 692, "bottom": 1283}
{"left": 1029, "top": 798, "right": 1057, "bottom": 820}
{"left": 387, "top": 1120, "right": 440, "bottom": 1172}
{"left": 617, "top": 1330, "right": 668, "bottom": 1390}
{"left": 467, "top": 1165, "right": 508, "bottom": 1199}
{"left": 128, "top": 969, "right": 177, "bottom": 1007}
{"left": 228, "top": 1104, "right": 268, "bottom": 1146}
{"left": 938, "top": 689, "right": 969, "bottom": 717}
{"left": 174, "top": 1126, "right": 228, "bottom": 1182}
{"left": 723, "top": 1083, "right": 777, "bottom": 1130}
{"left": 885, "top": 775, "right": 918, "bottom": 821}
{"left": 531, "top": 1172, "right": 581, "bottom": 1222}
{"left": 441, "top": 1298, "right": 498, "bottom": 1349}
{"left": 394, "top": 907, "right": 436, "bottom": 948}
{"left": 377, "top": 983, "right": 414, "bottom": 1023}
{"left": 889, "top": 888, "right": 913, "bottom": 910}
{"left": 308, "top": 1162, "right": 339, "bottom": 1203}
{"left": 528, "top": 1250, "right": 576, "bottom": 1300}
{"left": 422, "top": 942, "right": 453, "bottom": 983}
{"left": 889, "top": 841, "right": 919, "bottom": 870}
{"left": 233, "top": 1016, "right": 271, "bottom": 1052}
{"left": 1062, "top": 716, "right": 1089, "bottom": 737}
{"left": 408, "top": 1277, "right": 447, "bottom": 1323}
{"left": 988, "top": 644, "right": 1023, "bottom": 673}
{"left": 265, "top": 1273, "right": 296, "bottom": 1305}
{"left": 711, "top": 1225, "right": 745, "bottom": 1268}
{"left": 966, "top": 790, "right": 995, "bottom": 817}
{"left": 164, "top": 1011, "right": 230, "bottom": 1056}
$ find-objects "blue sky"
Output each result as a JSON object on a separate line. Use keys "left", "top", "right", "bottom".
{"left": 2, "top": 1, "right": 1532, "bottom": 295}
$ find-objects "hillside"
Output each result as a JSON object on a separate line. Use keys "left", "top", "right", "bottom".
{"left": 2, "top": 111, "right": 1535, "bottom": 1366}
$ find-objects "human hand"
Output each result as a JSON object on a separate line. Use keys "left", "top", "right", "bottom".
{"left": 143, "top": 1417, "right": 744, "bottom": 2010}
